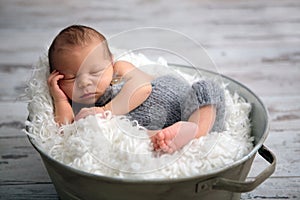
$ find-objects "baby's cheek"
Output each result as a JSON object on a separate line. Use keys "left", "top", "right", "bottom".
{"left": 60, "top": 84, "right": 73, "bottom": 99}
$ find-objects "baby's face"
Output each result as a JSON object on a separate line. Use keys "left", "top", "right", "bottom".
{"left": 53, "top": 42, "right": 113, "bottom": 104}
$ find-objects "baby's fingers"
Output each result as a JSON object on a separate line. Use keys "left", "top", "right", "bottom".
{"left": 75, "top": 108, "right": 98, "bottom": 121}
{"left": 47, "top": 70, "right": 58, "bottom": 84}
{"left": 75, "top": 109, "right": 89, "bottom": 121}
{"left": 48, "top": 70, "right": 64, "bottom": 87}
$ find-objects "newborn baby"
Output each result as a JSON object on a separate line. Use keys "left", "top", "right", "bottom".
{"left": 47, "top": 25, "right": 225, "bottom": 153}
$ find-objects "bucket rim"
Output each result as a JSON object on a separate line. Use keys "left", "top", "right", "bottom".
{"left": 27, "top": 64, "right": 270, "bottom": 184}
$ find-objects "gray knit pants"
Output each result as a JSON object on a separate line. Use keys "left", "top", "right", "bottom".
{"left": 96, "top": 75, "right": 225, "bottom": 131}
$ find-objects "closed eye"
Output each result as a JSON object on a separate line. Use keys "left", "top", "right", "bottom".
{"left": 91, "top": 68, "right": 104, "bottom": 75}
{"left": 62, "top": 75, "right": 76, "bottom": 81}
{"left": 91, "top": 71, "right": 101, "bottom": 75}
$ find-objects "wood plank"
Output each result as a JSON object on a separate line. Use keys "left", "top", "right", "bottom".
{"left": 0, "top": 102, "right": 28, "bottom": 127}
{"left": 219, "top": 63, "right": 299, "bottom": 98}
{"left": 241, "top": 177, "right": 300, "bottom": 200}
{"left": 0, "top": 184, "right": 58, "bottom": 200}
{"left": 0, "top": 127, "right": 51, "bottom": 183}
{"left": 1, "top": 0, "right": 299, "bottom": 65}
{"left": 0, "top": 65, "right": 32, "bottom": 102}
{"left": 263, "top": 96, "right": 300, "bottom": 132}
{"left": 247, "top": 130, "right": 300, "bottom": 178}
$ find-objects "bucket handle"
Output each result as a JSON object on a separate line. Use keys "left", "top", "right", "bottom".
{"left": 196, "top": 145, "right": 276, "bottom": 193}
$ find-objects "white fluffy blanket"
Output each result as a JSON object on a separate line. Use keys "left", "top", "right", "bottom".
{"left": 24, "top": 52, "right": 253, "bottom": 179}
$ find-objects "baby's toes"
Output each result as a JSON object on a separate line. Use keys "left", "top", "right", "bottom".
{"left": 151, "top": 138, "right": 160, "bottom": 151}
{"left": 152, "top": 142, "right": 159, "bottom": 150}
{"left": 165, "top": 140, "right": 177, "bottom": 152}
{"left": 161, "top": 144, "right": 176, "bottom": 154}
{"left": 158, "top": 138, "right": 170, "bottom": 150}
{"left": 157, "top": 131, "right": 165, "bottom": 140}
{"left": 158, "top": 138, "right": 166, "bottom": 146}
{"left": 163, "top": 130, "right": 174, "bottom": 140}
{"left": 167, "top": 147, "right": 175, "bottom": 154}
{"left": 159, "top": 141, "right": 170, "bottom": 152}
{"left": 150, "top": 136, "right": 156, "bottom": 144}
{"left": 161, "top": 145, "right": 170, "bottom": 153}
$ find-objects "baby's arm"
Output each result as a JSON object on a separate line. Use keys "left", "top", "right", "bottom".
{"left": 104, "top": 61, "right": 153, "bottom": 115}
{"left": 75, "top": 61, "right": 152, "bottom": 121}
{"left": 151, "top": 105, "right": 216, "bottom": 153}
{"left": 48, "top": 70, "right": 74, "bottom": 125}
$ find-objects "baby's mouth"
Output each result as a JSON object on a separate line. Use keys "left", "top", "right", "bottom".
{"left": 80, "top": 93, "right": 96, "bottom": 99}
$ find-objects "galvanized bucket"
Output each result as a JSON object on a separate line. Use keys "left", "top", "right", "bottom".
{"left": 28, "top": 65, "right": 276, "bottom": 200}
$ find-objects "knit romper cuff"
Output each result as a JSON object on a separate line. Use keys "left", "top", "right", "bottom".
{"left": 192, "top": 80, "right": 224, "bottom": 107}
{"left": 192, "top": 79, "right": 225, "bottom": 132}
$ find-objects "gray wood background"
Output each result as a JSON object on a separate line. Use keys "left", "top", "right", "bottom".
{"left": 0, "top": 0, "right": 299, "bottom": 199}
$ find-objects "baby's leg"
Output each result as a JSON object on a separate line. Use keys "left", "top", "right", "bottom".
{"left": 152, "top": 122, "right": 198, "bottom": 153}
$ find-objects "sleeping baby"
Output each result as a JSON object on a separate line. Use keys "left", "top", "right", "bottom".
{"left": 47, "top": 25, "right": 225, "bottom": 153}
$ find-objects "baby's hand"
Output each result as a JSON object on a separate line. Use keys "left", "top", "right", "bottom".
{"left": 75, "top": 107, "right": 105, "bottom": 121}
{"left": 47, "top": 70, "right": 68, "bottom": 102}
{"left": 151, "top": 121, "right": 198, "bottom": 153}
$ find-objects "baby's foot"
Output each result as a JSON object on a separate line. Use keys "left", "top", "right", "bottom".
{"left": 153, "top": 122, "right": 198, "bottom": 153}
{"left": 156, "top": 128, "right": 178, "bottom": 153}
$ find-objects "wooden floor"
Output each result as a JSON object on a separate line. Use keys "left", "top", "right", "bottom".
{"left": 0, "top": 0, "right": 299, "bottom": 199}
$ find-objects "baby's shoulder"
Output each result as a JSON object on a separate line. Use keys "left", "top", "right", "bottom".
{"left": 113, "top": 60, "right": 135, "bottom": 76}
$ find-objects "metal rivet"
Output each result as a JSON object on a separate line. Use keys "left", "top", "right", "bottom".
{"left": 200, "top": 184, "right": 208, "bottom": 190}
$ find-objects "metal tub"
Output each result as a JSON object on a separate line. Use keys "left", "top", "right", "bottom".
{"left": 28, "top": 65, "right": 276, "bottom": 200}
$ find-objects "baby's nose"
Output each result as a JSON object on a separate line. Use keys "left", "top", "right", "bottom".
{"left": 77, "top": 74, "right": 92, "bottom": 88}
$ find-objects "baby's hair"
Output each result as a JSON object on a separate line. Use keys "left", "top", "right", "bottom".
{"left": 48, "top": 25, "right": 112, "bottom": 71}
